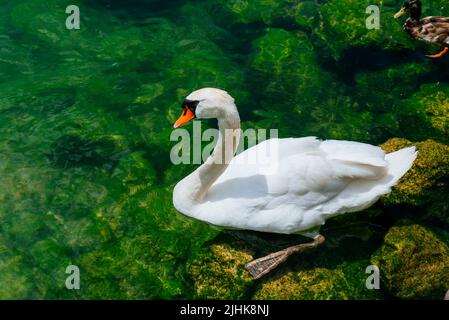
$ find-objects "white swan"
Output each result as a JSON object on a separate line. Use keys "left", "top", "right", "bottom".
{"left": 172, "top": 88, "right": 417, "bottom": 279}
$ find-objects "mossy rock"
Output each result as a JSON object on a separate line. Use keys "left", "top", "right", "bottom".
{"left": 251, "top": 231, "right": 384, "bottom": 300}
{"left": 253, "top": 260, "right": 380, "bottom": 300}
{"left": 371, "top": 222, "right": 449, "bottom": 299}
{"left": 187, "top": 240, "right": 254, "bottom": 299}
{"left": 400, "top": 83, "right": 449, "bottom": 143}
{"left": 249, "top": 27, "right": 376, "bottom": 142}
{"left": 380, "top": 138, "right": 449, "bottom": 224}
{"left": 212, "top": 0, "right": 292, "bottom": 25}
{"left": 0, "top": 250, "right": 33, "bottom": 299}
{"left": 314, "top": 0, "right": 416, "bottom": 60}
{"left": 291, "top": 1, "right": 319, "bottom": 29}
{"left": 355, "top": 62, "right": 436, "bottom": 113}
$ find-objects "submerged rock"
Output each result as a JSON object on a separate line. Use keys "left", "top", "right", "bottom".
{"left": 187, "top": 231, "right": 383, "bottom": 300}
{"left": 212, "top": 0, "right": 291, "bottom": 25}
{"left": 371, "top": 222, "right": 449, "bottom": 299}
{"left": 252, "top": 234, "right": 383, "bottom": 300}
{"left": 253, "top": 260, "right": 380, "bottom": 300}
{"left": 355, "top": 62, "right": 436, "bottom": 113}
{"left": 291, "top": 1, "right": 319, "bottom": 29}
{"left": 400, "top": 83, "right": 449, "bottom": 143}
{"left": 314, "top": 0, "right": 415, "bottom": 60}
{"left": 380, "top": 138, "right": 449, "bottom": 224}
{"left": 187, "top": 240, "right": 254, "bottom": 299}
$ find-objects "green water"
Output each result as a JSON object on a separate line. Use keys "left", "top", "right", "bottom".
{"left": 0, "top": 0, "right": 448, "bottom": 299}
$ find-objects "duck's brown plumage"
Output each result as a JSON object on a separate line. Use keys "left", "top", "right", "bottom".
{"left": 406, "top": 16, "right": 449, "bottom": 45}
{"left": 395, "top": 0, "right": 449, "bottom": 58}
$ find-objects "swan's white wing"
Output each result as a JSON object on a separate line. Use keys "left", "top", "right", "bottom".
{"left": 212, "top": 138, "right": 388, "bottom": 196}
{"left": 320, "top": 140, "right": 388, "bottom": 180}
{"left": 213, "top": 137, "right": 320, "bottom": 183}
{"left": 195, "top": 138, "right": 408, "bottom": 235}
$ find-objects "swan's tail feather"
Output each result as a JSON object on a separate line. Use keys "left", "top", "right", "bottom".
{"left": 385, "top": 146, "right": 417, "bottom": 186}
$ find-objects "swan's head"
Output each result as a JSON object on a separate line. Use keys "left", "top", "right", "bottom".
{"left": 173, "top": 88, "right": 237, "bottom": 128}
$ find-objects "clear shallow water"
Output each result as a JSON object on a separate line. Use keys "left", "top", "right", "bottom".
{"left": 0, "top": 0, "right": 448, "bottom": 299}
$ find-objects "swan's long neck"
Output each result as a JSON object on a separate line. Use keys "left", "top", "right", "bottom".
{"left": 175, "top": 108, "right": 240, "bottom": 210}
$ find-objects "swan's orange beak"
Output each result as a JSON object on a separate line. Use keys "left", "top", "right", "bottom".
{"left": 173, "top": 107, "right": 195, "bottom": 128}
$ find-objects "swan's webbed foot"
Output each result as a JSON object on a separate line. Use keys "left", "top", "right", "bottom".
{"left": 244, "top": 234, "right": 325, "bottom": 280}
{"left": 426, "top": 47, "right": 448, "bottom": 59}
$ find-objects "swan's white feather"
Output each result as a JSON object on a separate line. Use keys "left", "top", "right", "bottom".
{"left": 183, "top": 138, "right": 416, "bottom": 236}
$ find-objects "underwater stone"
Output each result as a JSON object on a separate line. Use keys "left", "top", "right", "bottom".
{"left": 371, "top": 222, "right": 449, "bottom": 299}
{"left": 253, "top": 259, "right": 380, "bottom": 300}
{"left": 249, "top": 28, "right": 363, "bottom": 140}
{"left": 251, "top": 28, "right": 318, "bottom": 77}
{"left": 291, "top": 1, "right": 319, "bottom": 29}
{"left": 249, "top": 27, "right": 380, "bottom": 142}
{"left": 380, "top": 138, "right": 449, "bottom": 224}
{"left": 213, "top": 0, "right": 290, "bottom": 25}
{"left": 400, "top": 83, "right": 449, "bottom": 143}
{"left": 251, "top": 231, "right": 384, "bottom": 300}
{"left": 187, "top": 241, "right": 254, "bottom": 299}
{"left": 0, "top": 248, "right": 33, "bottom": 299}
{"left": 314, "top": 0, "right": 415, "bottom": 60}
{"left": 355, "top": 62, "right": 435, "bottom": 113}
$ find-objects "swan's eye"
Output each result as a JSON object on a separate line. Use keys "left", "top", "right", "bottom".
{"left": 182, "top": 99, "right": 199, "bottom": 114}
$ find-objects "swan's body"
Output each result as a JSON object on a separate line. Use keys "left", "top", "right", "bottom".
{"left": 175, "top": 136, "right": 416, "bottom": 236}
{"left": 172, "top": 88, "right": 417, "bottom": 278}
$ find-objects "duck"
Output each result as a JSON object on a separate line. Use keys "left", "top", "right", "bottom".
{"left": 172, "top": 88, "right": 417, "bottom": 279}
{"left": 394, "top": 0, "right": 449, "bottom": 58}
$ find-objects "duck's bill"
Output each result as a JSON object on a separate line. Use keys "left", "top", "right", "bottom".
{"left": 394, "top": 7, "right": 406, "bottom": 19}
{"left": 173, "top": 107, "right": 195, "bottom": 128}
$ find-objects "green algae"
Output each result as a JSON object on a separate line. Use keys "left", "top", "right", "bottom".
{"left": 314, "top": 1, "right": 412, "bottom": 60}
{"left": 381, "top": 138, "right": 449, "bottom": 225}
{"left": 0, "top": 0, "right": 448, "bottom": 300}
{"left": 400, "top": 83, "right": 449, "bottom": 142}
{"left": 251, "top": 223, "right": 384, "bottom": 300}
{"left": 253, "top": 260, "right": 380, "bottom": 300}
{"left": 212, "top": 0, "right": 291, "bottom": 26}
{"left": 371, "top": 222, "right": 449, "bottom": 300}
{"left": 187, "top": 239, "right": 254, "bottom": 299}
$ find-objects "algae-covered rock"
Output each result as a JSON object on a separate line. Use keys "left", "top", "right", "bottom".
{"left": 249, "top": 28, "right": 378, "bottom": 142}
{"left": 314, "top": 0, "right": 415, "bottom": 60}
{"left": 371, "top": 222, "right": 449, "bottom": 299}
{"left": 253, "top": 260, "right": 379, "bottom": 300}
{"left": 212, "top": 0, "right": 291, "bottom": 25}
{"left": 380, "top": 138, "right": 449, "bottom": 224}
{"left": 251, "top": 28, "right": 318, "bottom": 78}
{"left": 96, "top": 18, "right": 179, "bottom": 68}
{"left": 251, "top": 231, "right": 384, "bottom": 300}
{"left": 187, "top": 240, "right": 254, "bottom": 299}
{"left": 291, "top": 1, "right": 319, "bottom": 29}
{"left": 0, "top": 242, "right": 33, "bottom": 299}
{"left": 355, "top": 62, "right": 436, "bottom": 113}
{"left": 77, "top": 187, "right": 219, "bottom": 299}
{"left": 11, "top": 0, "right": 68, "bottom": 44}
{"left": 400, "top": 83, "right": 449, "bottom": 143}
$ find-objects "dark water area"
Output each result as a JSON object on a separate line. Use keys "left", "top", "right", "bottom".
{"left": 0, "top": 0, "right": 448, "bottom": 299}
